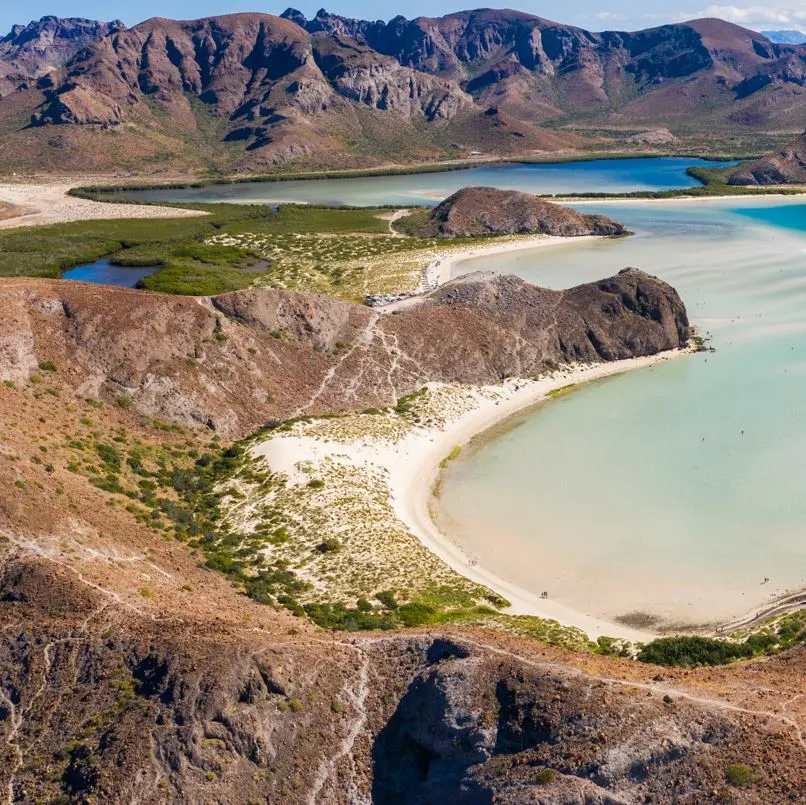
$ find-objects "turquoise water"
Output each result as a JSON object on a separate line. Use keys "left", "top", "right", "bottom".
{"left": 62, "top": 259, "right": 158, "bottom": 287}
{"left": 438, "top": 198, "right": 806, "bottom": 628}
{"left": 116, "top": 158, "right": 732, "bottom": 207}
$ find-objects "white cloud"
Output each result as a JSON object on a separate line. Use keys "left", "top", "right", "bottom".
{"left": 692, "top": 4, "right": 806, "bottom": 26}
{"left": 595, "top": 11, "right": 627, "bottom": 20}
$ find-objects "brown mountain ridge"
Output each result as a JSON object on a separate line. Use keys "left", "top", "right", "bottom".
{"left": 1, "top": 9, "right": 806, "bottom": 172}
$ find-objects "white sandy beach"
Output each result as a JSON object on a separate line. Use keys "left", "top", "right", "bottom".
{"left": 255, "top": 350, "right": 691, "bottom": 643}
{"left": 0, "top": 181, "right": 206, "bottom": 229}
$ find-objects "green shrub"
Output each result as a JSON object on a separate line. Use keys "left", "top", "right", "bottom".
{"left": 38, "top": 360, "right": 57, "bottom": 372}
{"left": 96, "top": 443, "right": 122, "bottom": 470}
{"left": 536, "top": 768, "right": 556, "bottom": 785}
{"left": 725, "top": 763, "right": 753, "bottom": 787}
{"left": 638, "top": 636, "right": 753, "bottom": 667}
{"left": 375, "top": 590, "right": 398, "bottom": 610}
{"left": 116, "top": 395, "right": 133, "bottom": 409}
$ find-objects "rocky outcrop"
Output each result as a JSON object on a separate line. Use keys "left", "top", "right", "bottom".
{"left": 0, "top": 270, "right": 686, "bottom": 436}
{"left": 627, "top": 128, "right": 678, "bottom": 146}
{"left": 2, "top": 555, "right": 804, "bottom": 803}
{"left": 415, "top": 186, "right": 627, "bottom": 237}
{"left": 311, "top": 35, "right": 472, "bottom": 121}
{"left": 728, "top": 131, "right": 806, "bottom": 185}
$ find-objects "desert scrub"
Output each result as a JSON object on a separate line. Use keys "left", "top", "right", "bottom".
{"left": 725, "top": 763, "right": 753, "bottom": 787}
{"left": 638, "top": 613, "right": 806, "bottom": 667}
{"left": 0, "top": 202, "right": 450, "bottom": 296}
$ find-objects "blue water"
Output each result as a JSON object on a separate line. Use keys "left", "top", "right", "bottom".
{"left": 438, "top": 196, "right": 806, "bottom": 628}
{"left": 62, "top": 259, "right": 159, "bottom": 288}
{"left": 115, "top": 157, "right": 734, "bottom": 208}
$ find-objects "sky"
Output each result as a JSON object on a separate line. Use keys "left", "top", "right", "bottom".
{"left": 5, "top": 1, "right": 806, "bottom": 38}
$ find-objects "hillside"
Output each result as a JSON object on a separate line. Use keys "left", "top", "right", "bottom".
{"left": 729, "top": 130, "right": 806, "bottom": 184}
{"left": 0, "top": 269, "right": 687, "bottom": 435}
{"left": 0, "top": 9, "right": 806, "bottom": 172}
{"left": 1, "top": 275, "right": 805, "bottom": 801}
{"left": 403, "top": 186, "right": 628, "bottom": 237}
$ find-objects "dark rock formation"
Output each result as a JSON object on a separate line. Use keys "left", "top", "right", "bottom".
{"left": 416, "top": 186, "right": 627, "bottom": 237}
{"left": 728, "top": 131, "right": 806, "bottom": 185}
{"left": 0, "top": 269, "right": 686, "bottom": 436}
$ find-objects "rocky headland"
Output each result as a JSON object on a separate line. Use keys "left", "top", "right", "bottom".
{"left": 1, "top": 268, "right": 686, "bottom": 436}
{"left": 407, "top": 186, "right": 628, "bottom": 237}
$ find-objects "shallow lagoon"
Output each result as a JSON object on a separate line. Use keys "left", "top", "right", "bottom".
{"left": 437, "top": 198, "right": 806, "bottom": 628}
{"left": 116, "top": 157, "right": 730, "bottom": 207}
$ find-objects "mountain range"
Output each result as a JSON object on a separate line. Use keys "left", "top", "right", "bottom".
{"left": 761, "top": 30, "right": 806, "bottom": 45}
{"left": 1, "top": 9, "right": 806, "bottom": 173}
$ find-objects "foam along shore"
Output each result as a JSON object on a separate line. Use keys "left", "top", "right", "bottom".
{"left": 0, "top": 181, "right": 206, "bottom": 229}
{"left": 253, "top": 349, "right": 692, "bottom": 644}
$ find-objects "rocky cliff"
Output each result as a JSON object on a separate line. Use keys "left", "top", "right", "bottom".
{"left": 414, "top": 186, "right": 628, "bottom": 237}
{"left": 0, "top": 269, "right": 687, "bottom": 437}
{"left": 728, "top": 130, "right": 806, "bottom": 185}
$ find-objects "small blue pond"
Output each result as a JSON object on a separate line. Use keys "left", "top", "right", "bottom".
{"left": 62, "top": 259, "right": 159, "bottom": 288}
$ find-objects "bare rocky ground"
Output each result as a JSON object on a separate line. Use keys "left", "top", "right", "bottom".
{"left": 0, "top": 276, "right": 804, "bottom": 802}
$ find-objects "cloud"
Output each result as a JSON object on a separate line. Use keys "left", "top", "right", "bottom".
{"left": 595, "top": 11, "right": 627, "bottom": 21}
{"left": 692, "top": 3, "right": 806, "bottom": 26}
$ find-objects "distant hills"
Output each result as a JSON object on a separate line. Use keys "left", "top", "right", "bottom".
{"left": 761, "top": 30, "right": 806, "bottom": 44}
{"left": 0, "top": 16, "right": 123, "bottom": 97}
{"left": 1, "top": 9, "right": 806, "bottom": 173}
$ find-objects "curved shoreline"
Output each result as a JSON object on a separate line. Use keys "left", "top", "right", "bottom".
{"left": 388, "top": 357, "right": 692, "bottom": 644}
